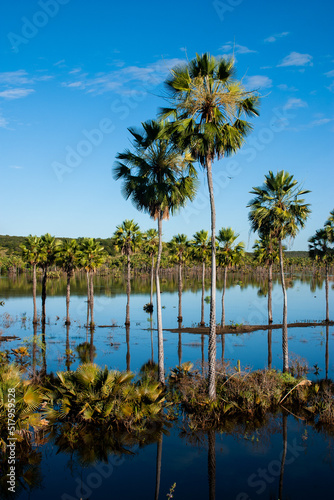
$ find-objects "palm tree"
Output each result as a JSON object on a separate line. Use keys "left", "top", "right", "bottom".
{"left": 112, "top": 220, "right": 142, "bottom": 326}
{"left": 113, "top": 119, "right": 198, "bottom": 384}
{"left": 56, "top": 239, "right": 80, "bottom": 325}
{"left": 161, "top": 53, "right": 260, "bottom": 399}
{"left": 21, "top": 235, "right": 41, "bottom": 324}
{"left": 217, "top": 227, "right": 244, "bottom": 327}
{"left": 248, "top": 170, "right": 311, "bottom": 372}
{"left": 192, "top": 230, "right": 210, "bottom": 326}
{"left": 142, "top": 228, "right": 159, "bottom": 309}
{"left": 79, "top": 238, "right": 106, "bottom": 329}
{"left": 38, "top": 233, "right": 58, "bottom": 324}
{"left": 253, "top": 234, "right": 280, "bottom": 324}
{"left": 168, "top": 234, "right": 190, "bottom": 323}
{"left": 309, "top": 225, "right": 334, "bottom": 322}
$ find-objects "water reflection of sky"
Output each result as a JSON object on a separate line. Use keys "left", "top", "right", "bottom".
{"left": 0, "top": 277, "right": 333, "bottom": 379}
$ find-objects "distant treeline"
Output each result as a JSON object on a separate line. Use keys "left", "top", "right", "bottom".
{"left": 0, "top": 234, "right": 309, "bottom": 258}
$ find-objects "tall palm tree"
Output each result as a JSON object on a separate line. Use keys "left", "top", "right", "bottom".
{"left": 309, "top": 225, "right": 333, "bottom": 322}
{"left": 142, "top": 228, "right": 159, "bottom": 308}
{"left": 112, "top": 220, "right": 142, "bottom": 326}
{"left": 168, "top": 234, "right": 190, "bottom": 323}
{"left": 217, "top": 227, "right": 244, "bottom": 327}
{"left": 56, "top": 239, "right": 80, "bottom": 325}
{"left": 21, "top": 235, "right": 41, "bottom": 324}
{"left": 161, "top": 53, "right": 260, "bottom": 399}
{"left": 38, "top": 233, "right": 58, "bottom": 324}
{"left": 248, "top": 170, "right": 311, "bottom": 372}
{"left": 192, "top": 230, "right": 210, "bottom": 326}
{"left": 253, "top": 234, "right": 280, "bottom": 325}
{"left": 113, "top": 119, "right": 198, "bottom": 384}
{"left": 79, "top": 238, "right": 106, "bottom": 329}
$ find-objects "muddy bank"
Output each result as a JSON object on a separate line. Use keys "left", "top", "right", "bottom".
{"left": 165, "top": 320, "right": 334, "bottom": 335}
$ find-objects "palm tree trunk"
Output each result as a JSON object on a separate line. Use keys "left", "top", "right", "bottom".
{"left": 177, "top": 259, "right": 183, "bottom": 322}
{"left": 41, "top": 321, "right": 46, "bottom": 378}
{"left": 201, "top": 333, "right": 205, "bottom": 375}
{"left": 150, "top": 312, "right": 154, "bottom": 362}
{"left": 268, "top": 262, "right": 273, "bottom": 324}
{"left": 200, "top": 260, "right": 205, "bottom": 326}
{"left": 156, "top": 213, "right": 165, "bottom": 384}
{"left": 208, "top": 429, "right": 216, "bottom": 500}
{"left": 325, "top": 262, "right": 329, "bottom": 322}
{"left": 65, "top": 323, "right": 71, "bottom": 371}
{"left": 32, "top": 323, "right": 37, "bottom": 378}
{"left": 178, "top": 331, "right": 182, "bottom": 366}
{"left": 207, "top": 158, "right": 217, "bottom": 400}
{"left": 41, "top": 267, "right": 47, "bottom": 324}
{"left": 86, "top": 270, "right": 90, "bottom": 327}
{"left": 325, "top": 323, "right": 329, "bottom": 380}
{"left": 279, "top": 240, "right": 288, "bottom": 372}
{"left": 221, "top": 333, "right": 225, "bottom": 364}
{"left": 221, "top": 266, "right": 227, "bottom": 327}
{"left": 90, "top": 327, "right": 95, "bottom": 363}
{"left": 90, "top": 271, "right": 94, "bottom": 329}
{"left": 125, "top": 253, "right": 131, "bottom": 325}
{"left": 150, "top": 254, "right": 154, "bottom": 307}
{"left": 65, "top": 272, "right": 71, "bottom": 325}
{"left": 32, "top": 263, "right": 38, "bottom": 324}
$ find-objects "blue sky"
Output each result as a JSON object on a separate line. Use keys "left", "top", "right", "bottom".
{"left": 1, "top": 0, "right": 333, "bottom": 250}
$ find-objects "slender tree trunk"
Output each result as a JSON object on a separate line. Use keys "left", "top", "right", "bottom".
{"left": 268, "top": 328, "right": 272, "bottom": 370}
{"left": 325, "top": 262, "right": 329, "bottom": 322}
{"left": 90, "top": 327, "right": 95, "bottom": 363}
{"left": 268, "top": 262, "right": 273, "bottom": 324}
{"left": 279, "top": 413, "right": 288, "bottom": 500}
{"left": 325, "top": 323, "right": 329, "bottom": 380}
{"left": 150, "top": 312, "right": 154, "bottom": 362}
{"left": 150, "top": 254, "right": 154, "bottom": 307}
{"left": 177, "top": 258, "right": 183, "bottom": 322}
{"left": 201, "top": 333, "right": 205, "bottom": 375}
{"left": 200, "top": 260, "right": 205, "bottom": 326}
{"left": 32, "top": 263, "right": 38, "bottom": 324}
{"left": 154, "top": 433, "right": 163, "bottom": 500}
{"left": 221, "top": 266, "right": 227, "bottom": 327}
{"left": 90, "top": 271, "right": 94, "bottom": 329}
{"left": 86, "top": 270, "right": 90, "bottom": 327}
{"left": 208, "top": 429, "right": 216, "bottom": 500}
{"left": 207, "top": 158, "right": 217, "bottom": 400}
{"left": 126, "top": 324, "right": 130, "bottom": 372}
{"left": 41, "top": 267, "right": 47, "bottom": 324}
{"left": 32, "top": 322, "right": 37, "bottom": 378}
{"left": 279, "top": 240, "right": 288, "bottom": 372}
{"left": 125, "top": 253, "right": 131, "bottom": 325}
{"left": 65, "top": 272, "right": 71, "bottom": 325}
{"left": 156, "top": 213, "right": 165, "bottom": 384}
{"left": 41, "top": 321, "right": 46, "bottom": 378}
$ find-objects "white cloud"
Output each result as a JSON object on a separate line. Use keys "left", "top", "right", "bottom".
{"left": 220, "top": 43, "right": 256, "bottom": 54}
{"left": 290, "top": 117, "right": 333, "bottom": 132}
{"left": 245, "top": 75, "right": 272, "bottom": 89}
{"left": 9, "top": 165, "right": 23, "bottom": 169}
{"left": 278, "top": 52, "right": 313, "bottom": 67}
{"left": 0, "top": 114, "right": 8, "bottom": 128}
{"left": 325, "top": 69, "right": 334, "bottom": 77}
{"left": 284, "top": 98, "right": 307, "bottom": 109}
{"left": 264, "top": 32, "right": 289, "bottom": 43}
{"left": 0, "top": 70, "right": 32, "bottom": 86}
{"left": 0, "top": 88, "right": 35, "bottom": 99}
{"left": 61, "top": 58, "right": 186, "bottom": 96}
{"left": 277, "top": 84, "right": 298, "bottom": 91}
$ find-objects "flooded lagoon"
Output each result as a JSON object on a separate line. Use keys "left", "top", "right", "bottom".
{"left": 0, "top": 271, "right": 333, "bottom": 499}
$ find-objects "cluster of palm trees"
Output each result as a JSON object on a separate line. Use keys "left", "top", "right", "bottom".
{"left": 21, "top": 235, "right": 106, "bottom": 328}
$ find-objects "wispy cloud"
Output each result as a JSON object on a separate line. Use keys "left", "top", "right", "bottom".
{"left": 220, "top": 42, "right": 256, "bottom": 54}
{"left": 61, "top": 58, "right": 186, "bottom": 96}
{"left": 9, "top": 165, "right": 23, "bottom": 169}
{"left": 244, "top": 75, "right": 272, "bottom": 89}
{"left": 284, "top": 98, "right": 307, "bottom": 109}
{"left": 0, "top": 88, "right": 35, "bottom": 99}
{"left": 0, "top": 114, "right": 9, "bottom": 128}
{"left": 278, "top": 52, "right": 313, "bottom": 67}
{"left": 290, "top": 117, "right": 333, "bottom": 132}
{"left": 264, "top": 32, "right": 289, "bottom": 43}
{"left": 277, "top": 83, "right": 298, "bottom": 91}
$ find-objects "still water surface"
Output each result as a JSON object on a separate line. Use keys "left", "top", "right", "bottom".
{"left": 0, "top": 272, "right": 333, "bottom": 499}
